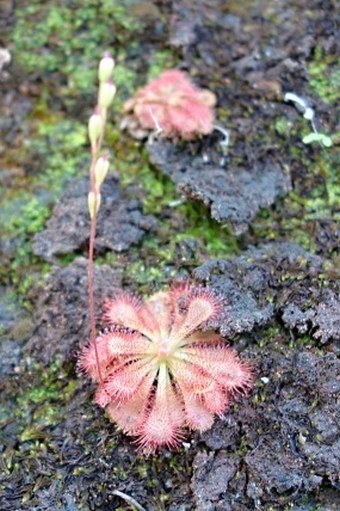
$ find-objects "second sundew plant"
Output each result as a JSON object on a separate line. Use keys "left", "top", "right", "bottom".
{"left": 123, "top": 69, "right": 217, "bottom": 140}
{"left": 82, "top": 57, "right": 253, "bottom": 454}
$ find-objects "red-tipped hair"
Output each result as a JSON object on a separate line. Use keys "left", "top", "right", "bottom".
{"left": 78, "top": 282, "right": 253, "bottom": 453}
{"left": 123, "top": 69, "right": 216, "bottom": 140}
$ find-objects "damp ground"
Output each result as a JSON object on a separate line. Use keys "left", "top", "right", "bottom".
{"left": 0, "top": 1, "right": 339, "bottom": 510}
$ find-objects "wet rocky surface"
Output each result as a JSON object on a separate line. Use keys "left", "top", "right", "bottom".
{"left": 1, "top": 0, "right": 339, "bottom": 510}
{"left": 148, "top": 140, "right": 291, "bottom": 234}
{"left": 170, "top": 0, "right": 338, "bottom": 115}
{"left": 192, "top": 349, "right": 340, "bottom": 510}
{"left": 0, "top": 287, "right": 25, "bottom": 334}
{"left": 25, "top": 258, "right": 123, "bottom": 366}
{"left": 33, "top": 175, "right": 157, "bottom": 263}
{"left": 28, "top": 239, "right": 340, "bottom": 373}
{"left": 194, "top": 242, "right": 340, "bottom": 343}
{"left": 3, "top": 241, "right": 334, "bottom": 511}
{"left": 0, "top": 288, "right": 29, "bottom": 378}
{"left": 0, "top": 339, "right": 22, "bottom": 378}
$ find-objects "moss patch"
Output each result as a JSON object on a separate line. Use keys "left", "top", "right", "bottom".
{"left": 308, "top": 47, "right": 340, "bottom": 104}
{"left": 12, "top": 0, "right": 144, "bottom": 94}
{"left": 3, "top": 0, "right": 180, "bottom": 305}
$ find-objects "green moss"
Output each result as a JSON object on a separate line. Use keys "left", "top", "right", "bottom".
{"left": 3, "top": 195, "right": 50, "bottom": 237}
{"left": 0, "top": 0, "right": 237, "bottom": 308}
{"left": 308, "top": 47, "right": 339, "bottom": 103}
{"left": 5, "top": 0, "right": 181, "bottom": 303}
{"left": 15, "top": 363, "right": 78, "bottom": 436}
{"left": 147, "top": 49, "right": 178, "bottom": 79}
{"left": 256, "top": 325, "right": 282, "bottom": 349}
{"left": 118, "top": 143, "right": 240, "bottom": 256}
{"left": 126, "top": 260, "right": 168, "bottom": 286}
{"left": 113, "top": 139, "right": 241, "bottom": 285}
{"left": 0, "top": 111, "right": 90, "bottom": 294}
{"left": 118, "top": 155, "right": 178, "bottom": 214}
{"left": 28, "top": 116, "right": 89, "bottom": 192}
{"left": 177, "top": 202, "right": 239, "bottom": 257}
{"left": 13, "top": 0, "right": 144, "bottom": 94}
{"left": 301, "top": 151, "right": 340, "bottom": 221}
{"left": 113, "top": 64, "right": 139, "bottom": 98}
{"left": 274, "top": 116, "right": 291, "bottom": 137}
{"left": 251, "top": 147, "right": 339, "bottom": 256}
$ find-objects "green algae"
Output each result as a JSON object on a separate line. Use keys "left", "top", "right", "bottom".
{"left": 1, "top": 2, "right": 338, "bottom": 509}
{"left": 308, "top": 47, "right": 340, "bottom": 104}
{"left": 2, "top": 8, "right": 196, "bottom": 496}
{"left": 147, "top": 50, "right": 179, "bottom": 80}
{"left": 0, "top": 116, "right": 89, "bottom": 298}
{"left": 13, "top": 0, "right": 144, "bottom": 93}
{"left": 3, "top": 0, "right": 181, "bottom": 305}
{"left": 8, "top": 363, "right": 78, "bottom": 466}
{"left": 253, "top": 102, "right": 339, "bottom": 258}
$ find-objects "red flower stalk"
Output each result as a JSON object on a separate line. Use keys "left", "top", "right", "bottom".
{"left": 123, "top": 69, "right": 216, "bottom": 140}
{"left": 79, "top": 283, "right": 253, "bottom": 454}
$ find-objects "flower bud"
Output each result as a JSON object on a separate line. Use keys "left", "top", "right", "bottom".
{"left": 88, "top": 111, "right": 103, "bottom": 145}
{"left": 98, "top": 80, "right": 117, "bottom": 109}
{"left": 94, "top": 154, "right": 109, "bottom": 187}
{"left": 88, "top": 191, "right": 101, "bottom": 219}
{"left": 98, "top": 52, "right": 115, "bottom": 83}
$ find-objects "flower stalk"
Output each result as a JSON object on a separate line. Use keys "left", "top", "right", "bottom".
{"left": 87, "top": 53, "right": 116, "bottom": 385}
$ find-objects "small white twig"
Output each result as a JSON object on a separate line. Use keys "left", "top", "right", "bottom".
{"left": 147, "top": 107, "right": 163, "bottom": 144}
{"left": 213, "top": 124, "right": 230, "bottom": 166}
{"left": 284, "top": 92, "right": 315, "bottom": 122}
{"left": 310, "top": 117, "right": 318, "bottom": 134}
{"left": 213, "top": 124, "right": 230, "bottom": 149}
{"left": 284, "top": 91, "right": 325, "bottom": 146}
{"left": 113, "top": 489, "right": 148, "bottom": 511}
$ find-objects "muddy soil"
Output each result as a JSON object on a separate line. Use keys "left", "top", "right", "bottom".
{"left": 0, "top": 1, "right": 339, "bottom": 510}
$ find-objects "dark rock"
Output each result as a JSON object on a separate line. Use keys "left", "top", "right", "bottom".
{"left": 194, "top": 242, "right": 339, "bottom": 342}
{"left": 0, "top": 0, "right": 14, "bottom": 30}
{"left": 201, "top": 415, "right": 240, "bottom": 450}
{"left": 2, "top": 1, "right": 339, "bottom": 510}
{"left": 148, "top": 140, "right": 291, "bottom": 234}
{"left": 191, "top": 450, "right": 240, "bottom": 511}
{"left": 249, "top": 350, "right": 340, "bottom": 493}
{"left": 33, "top": 175, "right": 157, "bottom": 263}
{"left": 246, "top": 441, "right": 315, "bottom": 495}
{"left": 282, "top": 304, "right": 313, "bottom": 333}
{"left": 169, "top": 0, "right": 210, "bottom": 48}
{"left": 25, "top": 257, "right": 122, "bottom": 365}
{"left": 312, "top": 290, "right": 340, "bottom": 343}
{"left": 193, "top": 349, "right": 339, "bottom": 508}
{"left": 195, "top": 256, "right": 274, "bottom": 336}
{"left": 0, "top": 339, "right": 21, "bottom": 377}
{"left": 282, "top": 290, "right": 340, "bottom": 344}
{"left": 0, "top": 287, "right": 25, "bottom": 334}
{"left": 170, "top": 16, "right": 198, "bottom": 47}
{"left": 233, "top": 54, "right": 260, "bottom": 72}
